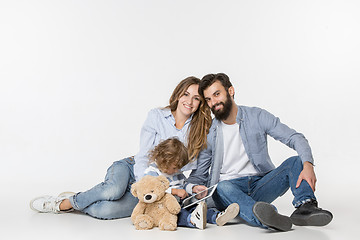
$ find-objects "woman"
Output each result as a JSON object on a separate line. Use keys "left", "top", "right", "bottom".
{"left": 30, "top": 76, "right": 212, "bottom": 220}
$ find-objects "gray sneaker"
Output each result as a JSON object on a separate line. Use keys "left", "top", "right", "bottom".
{"left": 30, "top": 192, "right": 75, "bottom": 213}
{"left": 216, "top": 203, "right": 240, "bottom": 226}
{"left": 253, "top": 201, "right": 292, "bottom": 231}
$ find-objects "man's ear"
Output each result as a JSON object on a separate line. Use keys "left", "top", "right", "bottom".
{"left": 228, "top": 86, "right": 235, "bottom": 98}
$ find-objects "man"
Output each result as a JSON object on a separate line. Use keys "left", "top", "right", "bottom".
{"left": 185, "top": 73, "right": 332, "bottom": 231}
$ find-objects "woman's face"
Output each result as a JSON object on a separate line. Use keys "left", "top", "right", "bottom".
{"left": 176, "top": 84, "right": 201, "bottom": 118}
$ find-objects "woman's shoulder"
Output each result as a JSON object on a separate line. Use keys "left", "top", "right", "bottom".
{"left": 147, "top": 107, "right": 171, "bottom": 118}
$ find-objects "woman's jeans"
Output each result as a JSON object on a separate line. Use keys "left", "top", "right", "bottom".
{"left": 69, "top": 157, "right": 138, "bottom": 219}
{"left": 212, "top": 156, "right": 316, "bottom": 228}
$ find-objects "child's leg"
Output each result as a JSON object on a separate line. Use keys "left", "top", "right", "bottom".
{"left": 177, "top": 208, "right": 195, "bottom": 228}
{"left": 207, "top": 208, "right": 220, "bottom": 224}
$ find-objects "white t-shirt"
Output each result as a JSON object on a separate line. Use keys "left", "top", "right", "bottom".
{"left": 219, "top": 121, "right": 258, "bottom": 181}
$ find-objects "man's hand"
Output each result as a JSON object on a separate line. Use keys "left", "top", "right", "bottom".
{"left": 171, "top": 189, "right": 189, "bottom": 199}
{"left": 192, "top": 185, "right": 208, "bottom": 199}
{"left": 296, "top": 161, "right": 317, "bottom": 192}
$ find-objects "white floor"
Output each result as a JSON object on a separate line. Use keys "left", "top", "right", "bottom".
{"left": 2, "top": 180, "right": 358, "bottom": 240}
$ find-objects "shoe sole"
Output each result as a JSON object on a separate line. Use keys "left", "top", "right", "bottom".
{"left": 216, "top": 203, "right": 240, "bottom": 226}
{"left": 291, "top": 212, "right": 333, "bottom": 226}
{"left": 253, "top": 202, "right": 292, "bottom": 231}
{"left": 199, "top": 202, "right": 207, "bottom": 229}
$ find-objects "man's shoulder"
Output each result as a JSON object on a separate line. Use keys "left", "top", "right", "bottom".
{"left": 239, "top": 105, "right": 264, "bottom": 113}
{"left": 238, "top": 105, "right": 270, "bottom": 119}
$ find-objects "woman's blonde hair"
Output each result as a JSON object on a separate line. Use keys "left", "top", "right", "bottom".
{"left": 149, "top": 138, "right": 189, "bottom": 172}
{"left": 167, "top": 76, "right": 212, "bottom": 161}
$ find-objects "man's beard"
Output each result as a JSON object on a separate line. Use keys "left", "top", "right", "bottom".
{"left": 211, "top": 92, "right": 233, "bottom": 121}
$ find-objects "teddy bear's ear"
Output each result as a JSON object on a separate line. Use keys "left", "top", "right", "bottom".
{"left": 130, "top": 182, "right": 138, "bottom": 197}
{"left": 157, "top": 175, "right": 170, "bottom": 189}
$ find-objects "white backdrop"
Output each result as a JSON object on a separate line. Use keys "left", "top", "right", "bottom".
{"left": 1, "top": 0, "right": 359, "bottom": 227}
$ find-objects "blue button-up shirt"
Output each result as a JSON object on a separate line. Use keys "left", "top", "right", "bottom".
{"left": 134, "top": 108, "right": 197, "bottom": 181}
{"left": 185, "top": 105, "right": 314, "bottom": 194}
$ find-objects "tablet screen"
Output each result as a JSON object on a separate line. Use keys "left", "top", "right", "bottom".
{"left": 181, "top": 184, "right": 218, "bottom": 209}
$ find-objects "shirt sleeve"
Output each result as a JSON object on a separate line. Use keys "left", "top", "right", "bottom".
{"left": 185, "top": 140, "right": 213, "bottom": 193}
{"left": 134, "top": 109, "right": 159, "bottom": 180}
{"left": 258, "top": 108, "right": 314, "bottom": 165}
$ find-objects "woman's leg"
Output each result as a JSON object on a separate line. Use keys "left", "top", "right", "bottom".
{"left": 30, "top": 157, "right": 136, "bottom": 218}
{"left": 82, "top": 191, "right": 138, "bottom": 219}
{"left": 69, "top": 158, "right": 135, "bottom": 211}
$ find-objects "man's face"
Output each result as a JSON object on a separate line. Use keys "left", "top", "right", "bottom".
{"left": 203, "top": 81, "right": 233, "bottom": 121}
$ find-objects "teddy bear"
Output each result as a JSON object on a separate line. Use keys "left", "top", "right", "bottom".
{"left": 130, "top": 175, "right": 181, "bottom": 231}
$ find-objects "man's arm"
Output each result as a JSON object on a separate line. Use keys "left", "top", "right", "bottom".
{"left": 258, "top": 108, "right": 316, "bottom": 191}
{"left": 185, "top": 142, "right": 213, "bottom": 194}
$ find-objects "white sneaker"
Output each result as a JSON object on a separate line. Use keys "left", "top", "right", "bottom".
{"left": 190, "top": 201, "right": 207, "bottom": 230}
{"left": 216, "top": 203, "right": 240, "bottom": 226}
{"left": 30, "top": 192, "right": 75, "bottom": 213}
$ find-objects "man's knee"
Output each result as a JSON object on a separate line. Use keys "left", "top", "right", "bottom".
{"left": 216, "top": 180, "right": 236, "bottom": 196}
{"left": 284, "top": 156, "right": 302, "bottom": 167}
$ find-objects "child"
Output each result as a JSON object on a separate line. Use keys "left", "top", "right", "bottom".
{"left": 145, "top": 137, "right": 239, "bottom": 229}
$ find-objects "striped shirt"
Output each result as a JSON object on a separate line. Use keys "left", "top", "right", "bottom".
{"left": 144, "top": 163, "right": 188, "bottom": 194}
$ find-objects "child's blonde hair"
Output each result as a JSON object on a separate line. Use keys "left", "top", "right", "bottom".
{"left": 149, "top": 138, "right": 189, "bottom": 172}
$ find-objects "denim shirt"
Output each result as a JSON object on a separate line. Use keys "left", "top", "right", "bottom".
{"left": 133, "top": 108, "right": 197, "bottom": 181}
{"left": 185, "top": 105, "right": 314, "bottom": 193}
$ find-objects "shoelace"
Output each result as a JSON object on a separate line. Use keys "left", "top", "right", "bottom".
{"left": 43, "top": 197, "right": 60, "bottom": 213}
{"left": 217, "top": 211, "right": 225, "bottom": 218}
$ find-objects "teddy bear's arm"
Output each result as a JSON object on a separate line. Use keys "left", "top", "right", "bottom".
{"left": 163, "top": 193, "right": 181, "bottom": 215}
{"left": 131, "top": 202, "right": 146, "bottom": 223}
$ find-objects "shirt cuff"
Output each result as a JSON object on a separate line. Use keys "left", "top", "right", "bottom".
{"left": 185, "top": 183, "right": 196, "bottom": 194}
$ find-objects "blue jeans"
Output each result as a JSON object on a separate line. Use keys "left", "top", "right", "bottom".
{"left": 212, "top": 156, "right": 316, "bottom": 228}
{"left": 177, "top": 207, "right": 219, "bottom": 228}
{"left": 69, "top": 157, "right": 138, "bottom": 219}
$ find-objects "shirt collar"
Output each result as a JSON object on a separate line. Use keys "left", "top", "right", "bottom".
{"left": 162, "top": 108, "right": 193, "bottom": 126}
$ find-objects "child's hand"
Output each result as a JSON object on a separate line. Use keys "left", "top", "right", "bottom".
{"left": 171, "top": 189, "right": 189, "bottom": 199}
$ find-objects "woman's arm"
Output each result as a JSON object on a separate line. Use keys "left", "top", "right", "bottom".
{"left": 134, "top": 109, "right": 159, "bottom": 180}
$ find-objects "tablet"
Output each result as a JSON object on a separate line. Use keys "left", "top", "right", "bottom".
{"left": 181, "top": 184, "right": 218, "bottom": 209}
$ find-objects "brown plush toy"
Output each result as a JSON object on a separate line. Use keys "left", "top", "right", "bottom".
{"left": 130, "top": 175, "right": 181, "bottom": 231}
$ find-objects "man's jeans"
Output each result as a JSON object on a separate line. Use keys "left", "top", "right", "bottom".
{"left": 69, "top": 157, "right": 138, "bottom": 219}
{"left": 212, "top": 156, "right": 316, "bottom": 227}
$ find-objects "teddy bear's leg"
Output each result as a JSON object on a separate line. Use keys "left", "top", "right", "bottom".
{"left": 134, "top": 214, "right": 154, "bottom": 230}
{"left": 158, "top": 214, "right": 178, "bottom": 231}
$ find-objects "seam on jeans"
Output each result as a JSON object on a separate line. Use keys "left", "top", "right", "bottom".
{"left": 71, "top": 194, "right": 80, "bottom": 210}
{"left": 250, "top": 166, "right": 289, "bottom": 197}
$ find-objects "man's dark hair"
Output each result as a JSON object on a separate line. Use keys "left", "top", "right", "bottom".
{"left": 199, "top": 73, "right": 233, "bottom": 97}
